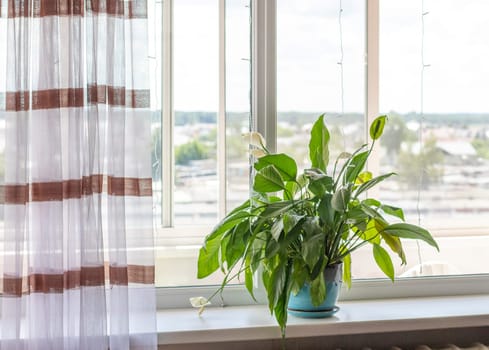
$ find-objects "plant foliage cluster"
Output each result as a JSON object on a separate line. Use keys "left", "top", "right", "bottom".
{"left": 197, "top": 115, "right": 439, "bottom": 336}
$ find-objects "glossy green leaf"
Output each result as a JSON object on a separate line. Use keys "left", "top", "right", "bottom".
{"left": 345, "top": 151, "right": 369, "bottom": 185}
{"left": 244, "top": 256, "right": 256, "bottom": 301}
{"left": 253, "top": 165, "right": 285, "bottom": 193}
{"left": 283, "top": 213, "right": 303, "bottom": 235}
{"left": 271, "top": 219, "right": 284, "bottom": 241}
{"left": 331, "top": 186, "right": 351, "bottom": 212}
{"left": 205, "top": 210, "right": 251, "bottom": 242}
{"left": 284, "top": 181, "right": 299, "bottom": 200}
{"left": 370, "top": 115, "right": 387, "bottom": 140}
{"left": 362, "top": 198, "right": 381, "bottom": 207}
{"left": 224, "top": 222, "right": 248, "bottom": 268}
{"left": 373, "top": 244, "right": 395, "bottom": 281}
{"left": 318, "top": 194, "right": 334, "bottom": 227}
{"left": 260, "top": 200, "right": 295, "bottom": 218}
{"left": 355, "top": 172, "right": 396, "bottom": 197}
{"left": 308, "top": 175, "right": 333, "bottom": 197}
{"left": 381, "top": 223, "right": 439, "bottom": 251}
{"left": 381, "top": 204, "right": 405, "bottom": 221}
{"left": 309, "top": 114, "right": 330, "bottom": 172}
{"left": 268, "top": 259, "right": 287, "bottom": 311}
{"left": 310, "top": 273, "right": 326, "bottom": 306}
{"left": 356, "top": 171, "right": 372, "bottom": 185}
{"left": 291, "top": 260, "right": 307, "bottom": 295}
{"left": 197, "top": 236, "right": 222, "bottom": 278}
{"left": 302, "top": 234, "right": 324, "bottom": 270}
{"left": 381, "top": 232, "right": 406, "bottom": 265}
{"left": 254, "top": 154, "right": 298, "bottom": 181}
{"left": 343, "top": 253, "right": 352, "bottom": 289}
{"left": 265, "top": 237, "right": 280, "bottom": 258}
{"left": 273, "top": 265, "right": 292, "bottom": 339}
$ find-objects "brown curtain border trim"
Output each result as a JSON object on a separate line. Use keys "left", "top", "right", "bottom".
{"left": 5, "top": 87, "right": 150, "bottom": 111}
{"left": 0, "top": 175, "right": 152, "bottom": 204}
{"left": 7, "top": 0, "right": 147, "bottom": 18}
{"left": 2, "top": 264, "right": 155, "bottom": 296}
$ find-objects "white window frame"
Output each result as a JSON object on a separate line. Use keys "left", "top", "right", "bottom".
{"left": 156, "top": 0, "right": 489, "bottom": 309}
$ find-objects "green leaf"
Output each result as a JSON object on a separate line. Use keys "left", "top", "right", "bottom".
{"left": 265, "top": 237, "right": 280, "bottom": 258}
{"left": 318, "top": 194, "right": 334, "bottom": 227}
{"left": 343, "top": 253, "right": 352, "bottom": 289}
{"left": 273, "top": 264, "right": 292, "bottom": 339}
{"left": 356, "top": 171, "right": 372, "bottom": 185}
{"left": 381, "top": 232, "right": 406, "bottom": 265}
{"left": 370, "top": 115, "right": 387, "bottom": 140}
{"left": 308, "top": 175, "right": 333, "bottom": 197}
{"left": 260, "top": 200, "right": 296, "bottom": 218}
{"left": 373, "top": 244, "right": 395, "bottom": 281}
{"left": 355, "top": 172, "right": 396, "bottom": 197}
{"left": 362, "top": 198, "right": 381, "bottom": 207}
{"left": 309, "top": 114, "right": 330, "bottom": 172}
{"left": 301, "top": 234, "right": 324, "bottom": 270}
{"left": 197, "top": 236, "right": 221, "bottom": 278}
{"left": 357, "top": 218, "right": 381, "bottom": 244}
{"left": 283, "top": 213, "right": 303, "bottom": 235}
{"left": 331, "top": 186, "right": 351, "bottom": 212}
{"left": 381, "top": 223, "right": 439, "bottom": 251}
{"left": 205, "top": 209, "right": 251, "bottom": 242}
{"left": 381, "top": 204, "right": 405, "bottom": 221}
{"left": 291, "top": 260, "right": 307, "bottom": 295}
{"left": 271, "top": 219, "right": 284, "bottom": 241}
{"left": 253, "top": 165, "right": 285, "bottom": 193}
{"left": 244, "top": 256, "right": 256, "bottom": 301}
{"left": 254, "top": 154, "right": 298, "bottom": 181}
{"left": 268, "top": 259, "right": 287, "bottom": 312}
{"left": 345, "top": 151, "right": 369, "bottom": 185}
{"left": 284, "top": 181, "right": 299, "bottom": 200}
{"left": 310, "top": 273, "right": 326, "bottom": 307}
{"left": 224, "top": 221, "right": 248, "bottom": 268}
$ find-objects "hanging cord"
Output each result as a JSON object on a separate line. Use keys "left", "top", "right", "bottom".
{"left": 416, "top": 0, "right": 430, "bottom": 274}
{"left": 338, "top": 0, "right": 345, "bottom": 116}
{"left": 337, "top": 0, "right": 346, "bottom": 151}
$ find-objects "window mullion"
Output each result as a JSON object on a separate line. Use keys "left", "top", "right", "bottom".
{"left": 366, "top": 0, "right": 380, "bottom": 177}
{"left": 251, "top": 0, "right": 276, "bottom": 153}
{"left": 162, "top": 0, "right": 174, "bottom": 227}
{"left": 218, "top": 0, "right": 227, "bottom": 219}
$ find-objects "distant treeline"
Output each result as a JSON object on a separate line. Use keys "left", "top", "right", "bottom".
{"left": 151, "top": 111, "right": 489, "bottom": 126}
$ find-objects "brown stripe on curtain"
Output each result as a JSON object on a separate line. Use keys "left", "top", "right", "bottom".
{"left": 5, "top": 86, "right": 150, "bottom": 111}
{"left": 109, "top": 265, "right": 155, "bottom": 285}
{"left": 0, "top": 176, "right": 152, "bottom": 204}
{"left": 7, "top": 0, "right": 147, "bottom": 18}
{"left": 8, "top": 0, "right": 84, "bottom": 17}
{"left": 1, "top": 265, "right": 154, "bottom": 296}
{"left": 87, "top": 85, "right": 151, "bottom": 108}
{"left": 88, "top": 0, "right": 148, "bottom": 18}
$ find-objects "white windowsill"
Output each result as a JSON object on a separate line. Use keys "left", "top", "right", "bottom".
{"left": 157, "top": 294, "right": 489, "bottom": 345}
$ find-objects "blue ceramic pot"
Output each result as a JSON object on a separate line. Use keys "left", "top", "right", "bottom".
{"left": 287, "top": 263, "right": 342, "bottom": 318}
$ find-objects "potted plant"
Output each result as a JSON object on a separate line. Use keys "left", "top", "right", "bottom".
{"left": 194, "top": 114, "right": 439, "bottom": 337}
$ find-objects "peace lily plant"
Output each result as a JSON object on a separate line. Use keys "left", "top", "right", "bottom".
{"left": 193, "top": 114, "right": 439, "bottom": 337}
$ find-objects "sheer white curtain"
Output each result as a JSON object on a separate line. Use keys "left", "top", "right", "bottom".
{"left": 0, "top": 1, "right": 157, "bottom": 349}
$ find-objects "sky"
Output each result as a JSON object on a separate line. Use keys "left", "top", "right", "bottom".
{"left": 160, "top": 0, "right": 489, "bottom": 115}
{"left": 3, "top": 1, "right": 489, "bottom": 115}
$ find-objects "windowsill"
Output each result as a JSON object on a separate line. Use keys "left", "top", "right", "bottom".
{"left": 157, "top": 294, "right": 489, "bottom": 345}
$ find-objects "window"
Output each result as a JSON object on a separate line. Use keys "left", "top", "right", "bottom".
{"left": 148, "top": 0, "right": 488, "bottom": 299}
{"left": 151, "top": 0, "right": 252, "bottom": 287}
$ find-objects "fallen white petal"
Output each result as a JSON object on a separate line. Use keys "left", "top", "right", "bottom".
{"left": 190, "top": 296, "right": 211, "bottom": 308}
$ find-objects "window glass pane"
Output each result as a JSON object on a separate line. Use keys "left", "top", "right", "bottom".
{"left": 277, "top": 0, "right": 365, "bottom": 173}
{"left": 155, "top": 0, "right": 251, "bottom": 287}
{"left": 226, "top": 0, "right": 251, "bottom": 211}
{"left": 374, "top": 0, "right": 489, "bottom": 278}
{"left": 174, "top": 0, "right": 219, "bottom": 226}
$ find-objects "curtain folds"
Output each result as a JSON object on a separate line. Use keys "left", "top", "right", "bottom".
{"left": 0, "top": 1, "right": 156, "bottom": 349}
